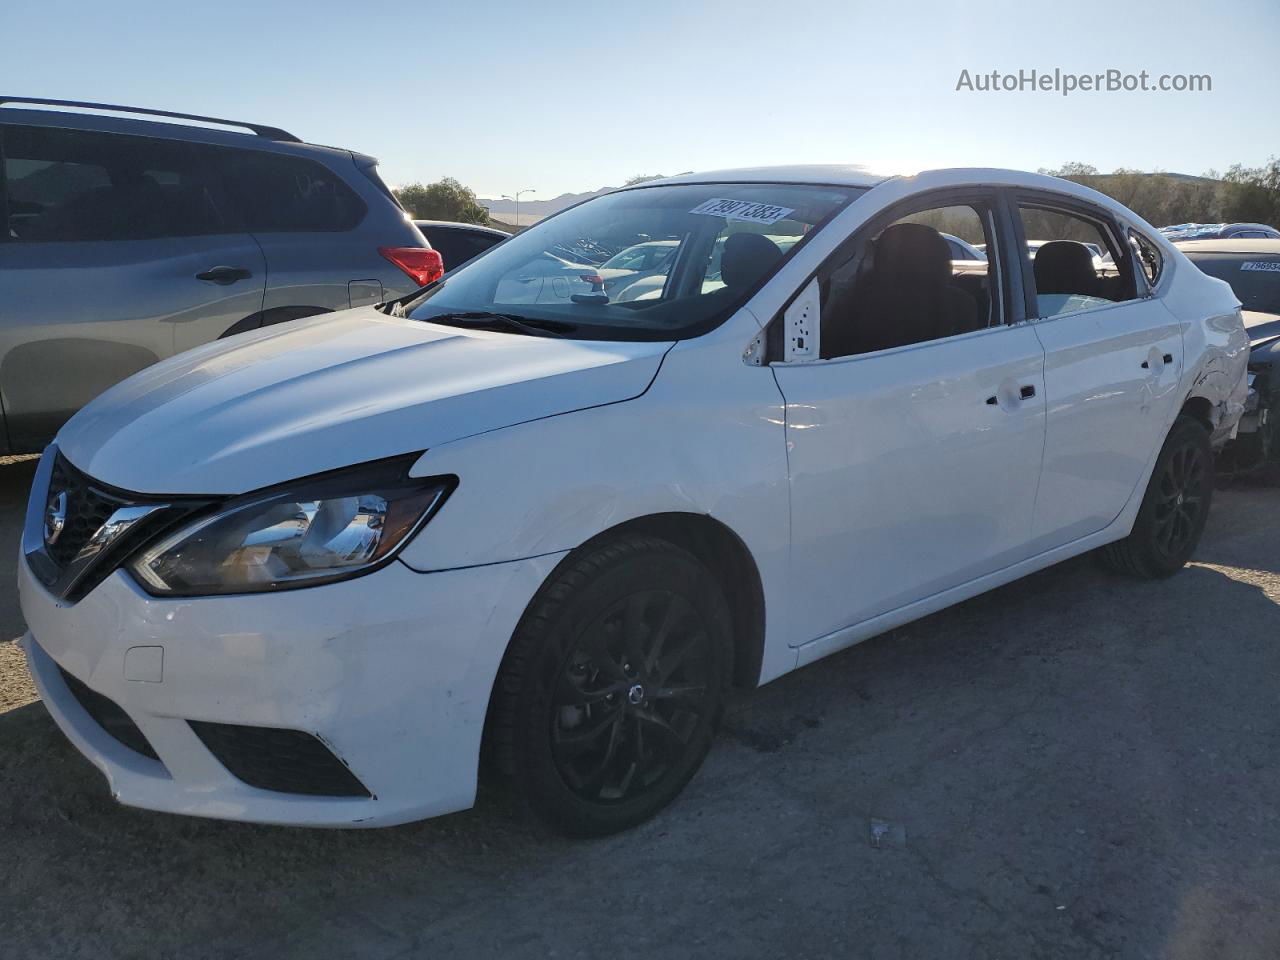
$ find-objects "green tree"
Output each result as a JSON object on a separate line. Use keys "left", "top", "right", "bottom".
{"left": 394, "top": 177, "right": 490, "bottom": 225}
{"left": 1221, "top": 158, "right": 1280, "bottom": 225}
{"left": 1039, "top": 162, "right": 1099, "bottom": 177}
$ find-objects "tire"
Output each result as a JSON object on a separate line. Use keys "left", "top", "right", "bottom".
{"left": 489, "top": 535, "right": 732, "bottom": 837}
{"left": 1101, "top": 416, "right": 1214, "bottom": 578}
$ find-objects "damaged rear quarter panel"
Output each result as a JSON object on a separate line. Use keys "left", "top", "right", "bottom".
{"left": 1161, "top": 251, "right": 1251, "bottom": 439}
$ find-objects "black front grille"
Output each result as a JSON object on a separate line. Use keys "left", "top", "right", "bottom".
{"left": 31, "top": 453, "right": 211, "bottom": 603}
{"left": 58, "top": 666, "right": 161, "bottom": 762}
{"left": 45, "top": 454, "right": 130, "bottom": 568}
{"left": 188, "top": 721, "right": 371, "bottom": 797}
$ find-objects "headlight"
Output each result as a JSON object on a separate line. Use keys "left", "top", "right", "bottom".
{"left": 129, "top": 457, "right": 454, "bottom": 596}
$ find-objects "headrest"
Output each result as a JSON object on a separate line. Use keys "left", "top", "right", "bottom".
{"left": 1033, "top": 241, "right": 1097, "bottom": 294}
{"left": 870, "top": 223, "right": 952, "bottom": 286}
{"left": 721, "top": 233, "right": 782, "bottom": 290}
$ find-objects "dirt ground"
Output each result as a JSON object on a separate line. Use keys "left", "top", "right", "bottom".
{"left": 1, "top": 455, "right": 1278, "bottom": 960}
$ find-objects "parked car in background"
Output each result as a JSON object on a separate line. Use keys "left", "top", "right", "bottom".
{"left": 21, "top": 166, "right": 1247, "bottom": 838}
{"left": 942, "top": 233, "right": 986, "bottom": 261}
{"left": 413, "top": 220, "right": 507, "bottom": 270}
{"left": 595, "top": 239, "right": 679, "bottom": 294}
{"left": 0, "top": 96, "right": 436, "bottom": 452}
{"left": 1162, "top": 222, "right": 1280, "bottom": 241}
{"left": 1178, "top": 237, "right": 1280, "bottom": 477}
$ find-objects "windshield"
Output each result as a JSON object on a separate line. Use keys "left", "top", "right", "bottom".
{"left": 1186, "top": 253, "right": 1280, "bottom": 315}
{"left": 405, "top": 182, "right": 858, "bottom": 340}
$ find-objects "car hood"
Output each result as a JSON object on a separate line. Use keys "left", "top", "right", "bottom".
{"left": 57, "top": 309, "right": 672, "bottom": 495}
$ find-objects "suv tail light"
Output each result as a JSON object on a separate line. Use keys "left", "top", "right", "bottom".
{"left": 379, "top": 246, "right": 445, "bottom": 288}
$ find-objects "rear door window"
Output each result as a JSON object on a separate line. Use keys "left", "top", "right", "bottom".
{"left": 209, "top": 147, "right": 366, "bottom": 233}
{"left": 1016, "top": 201, "right": 1137, "bottom": 318}
{"left": 2, "top": 124, "right": 230, "bottom": 242}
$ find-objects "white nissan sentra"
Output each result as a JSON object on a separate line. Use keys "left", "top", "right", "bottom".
{"left": 20, "top": 166, "right": 1248, "bottom": 836}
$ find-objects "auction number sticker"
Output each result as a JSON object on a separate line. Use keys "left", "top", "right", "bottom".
{"left": 690, "top": 198, "right": 795, "bottom": 225}
{"left": 1241, "top": 261, "right": 1280, "bottom": 272}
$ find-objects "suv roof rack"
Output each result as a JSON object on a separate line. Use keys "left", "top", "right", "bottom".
{"left": 0, "top": 97, "right": 301, "bottom": 143}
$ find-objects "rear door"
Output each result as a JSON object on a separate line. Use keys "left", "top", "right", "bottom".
{"left": 0, "top": 123, "right": 266, "bottom": 451}
{"left": 1011, "top": 192, "right": 1183, "bottom": 549}
{"left": 205, "top": 146, "right": 395, "bottom": 335}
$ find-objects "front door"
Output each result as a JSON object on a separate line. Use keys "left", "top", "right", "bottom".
{"left": 772, "top": 192, "right": 1047, "bottom": 646}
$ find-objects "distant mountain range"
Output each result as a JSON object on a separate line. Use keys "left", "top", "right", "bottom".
{"left": 478, "top": 187, "right": 618, "bottom": 224}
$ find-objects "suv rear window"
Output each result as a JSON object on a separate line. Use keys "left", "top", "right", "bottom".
{"left": 211, "top": 148, "right": 366, "bottom": 233}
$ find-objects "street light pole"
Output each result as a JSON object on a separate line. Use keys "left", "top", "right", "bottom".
{"left": 501, "top": 188, "right": 536, "bottom": 228}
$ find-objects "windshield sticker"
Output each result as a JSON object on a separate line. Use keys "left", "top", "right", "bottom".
{"left": 1241, "top": 261, "right": 1280, "bottom": 272}
{"left": 689, "top": 198, "right": 796, "bottom": 225}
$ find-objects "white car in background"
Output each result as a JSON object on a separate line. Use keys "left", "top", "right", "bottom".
{"left": 21, "top": 165, "right": 1247, "bottom": 837}
{"left": 942, "top": 233, "right": 987, "bottom": 261}
{"left": 595, "top": 240, "right": 679, "bottom": 296}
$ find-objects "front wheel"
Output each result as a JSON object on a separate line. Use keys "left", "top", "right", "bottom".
{"left": 1101, "top": 415, "right": 1214, "bottom": 578}
{"left": 489, "top": 535, "right": 731, "bottom": 837}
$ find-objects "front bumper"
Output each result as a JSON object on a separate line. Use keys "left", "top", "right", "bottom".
{"left": 19, "top": 550, "right": 563, "bottom": 827}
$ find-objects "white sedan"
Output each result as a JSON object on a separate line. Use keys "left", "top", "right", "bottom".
{"left": 20, "top": 165, "right": 1248, "bottom": 836}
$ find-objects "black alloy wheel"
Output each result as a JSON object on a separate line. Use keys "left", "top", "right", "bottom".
{"left": 1101, "top": 416, "right": 1214, "bottom": 578}
{"left": 1151, "top": 439, "right": 1209, "bottom": 562}
{"left": 489, "top": 535, "right": 731, "bottom": 836}
{"left": 550, "top": 589, "right": 714, "bottom": 804}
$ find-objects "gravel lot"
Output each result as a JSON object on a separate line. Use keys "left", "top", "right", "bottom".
{"left": 1, "top": 455, "right": 1278, "bottom": 960}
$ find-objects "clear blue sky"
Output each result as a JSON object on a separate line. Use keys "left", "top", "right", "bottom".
{"left": 6, "top": 0, "right": 1278, "bottom": 199}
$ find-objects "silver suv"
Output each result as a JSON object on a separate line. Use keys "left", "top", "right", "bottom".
{"left": 0, "top": 97, "right": 434, "bottom": 452}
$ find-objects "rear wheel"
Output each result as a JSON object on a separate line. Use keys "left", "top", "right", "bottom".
{"left": 1101, "top": 416, "right": 1214, "bottom": 578}
{"left": 490, "top": 535, "right": 731, "bottom": 837}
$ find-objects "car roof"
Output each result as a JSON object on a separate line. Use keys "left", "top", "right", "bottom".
{"left": 413, "top": 220, "right": 509, "bottom": 237}
{"left": 626, "top": 166, "right": 1155, "bottom": 219}
{"left": 1175, "top": 238, "right": 1280, "bottom": 254}
{"left": 644, "top": 165, "right": 893, "bottom": 188}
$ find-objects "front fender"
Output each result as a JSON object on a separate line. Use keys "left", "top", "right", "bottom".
{"left": 397, "top": 315, "right": 798, "bottom": 682}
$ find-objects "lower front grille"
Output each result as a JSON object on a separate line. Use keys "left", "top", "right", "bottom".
{"left": 188, "top": 721, "right": 371, "bottom": 797}
{"left": 58, "top": 666, "right": 161, "bottom": 762}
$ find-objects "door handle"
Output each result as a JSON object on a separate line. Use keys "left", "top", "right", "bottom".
{"left": 196, "top": 265, "right": 252, "bottom": 284}
{"left": 1141, "top": 353, "right": 1174, "bottom": 370}
{"left": 986, "top": 384, "right": 1037, "bottom": 405}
